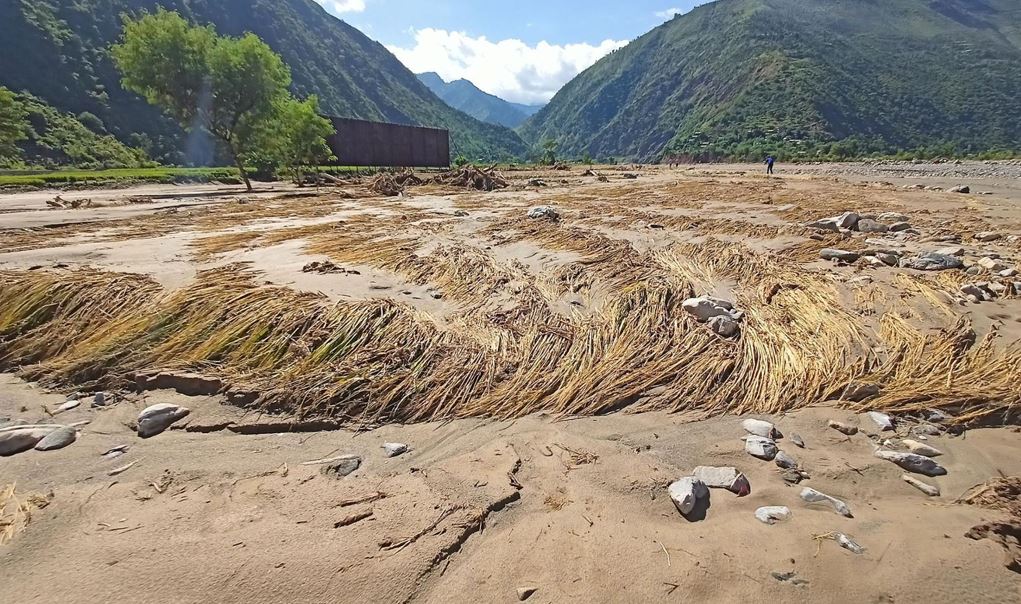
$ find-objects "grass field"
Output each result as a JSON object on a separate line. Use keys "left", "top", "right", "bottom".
{"left": 0, "top": 167, "right": 242, "bottom": 188}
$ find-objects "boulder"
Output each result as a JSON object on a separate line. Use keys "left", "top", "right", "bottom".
{"left": 668, "top": 476, "right": 709, "bottom": 517}
{"left": 800, "top": 487, "right": 853, "bottom": 517}
{"left": 856, "top": 219, "right": 888, "bottom": 233}
{"left": 741, "top": 418, "right": 780, "bottom": 439}
{"left": 835, "top": 212, "right": 860, "bottom": 230}
{"left": 527, "top": 206, "right": 559, "bottom": 220}
{"left": 137, "top": 403, "right": 190, "bottom": 438}
{"left": 806, "top": 218, "right": 840, "bottom": 232}
{"left": 755, "top": 506, "right": 792, "bottom": 525}
{"left": 900, "top": 253, "right": 964, "bottom": 271}
{"left": 0, "top": 425, "right": 62, "bottom": 456}
{"left": 745, "top": 436, "right": 779, "bottom": 461}
{"left": 693, "top": 466, "right": 751, "bottom": 496}
{"left": 34, "top": 426, "right": 77, "bottom": 451}
{"left": 383, "top": 442, "right": 409, "bottom": 458}
{"left": 820, "top": 248, "right": 860, "bottom": 263}
{"left": 874, "top": 449, "right": 947, "bottom": 476}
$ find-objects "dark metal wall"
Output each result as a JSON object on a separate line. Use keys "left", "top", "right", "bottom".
{"left": 324, "top": 117, "right": 450, "bottom": 167}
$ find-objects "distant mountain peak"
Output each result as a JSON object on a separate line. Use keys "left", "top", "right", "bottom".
{"left": 417, "top": 73, "right": 545, "bottom": 129}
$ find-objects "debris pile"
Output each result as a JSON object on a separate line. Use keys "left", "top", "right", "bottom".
{"left": 46, "top": 195, "right": 92, "bottom": 209}
{"left": 433, "top": 165, "right": 509, "bottom": 191}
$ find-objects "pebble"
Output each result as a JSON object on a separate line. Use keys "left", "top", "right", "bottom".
{"left": 755, "top": 506, "right": 792, "bottom": 525}
{"left": 774, "top": 451, "right": 798, "bottom": 469}
{"left": 800, "top": 487, "right": 853, "bottom": 517}
{"left": 901, "top": 439, "right": 943, "bottom": 457}
{"left": 55, "top": 400, "right": 81, "bottom": 414}
{"left": 828, "top": 420, "right": 858, "bottom": 436}
{"left": 744, "top": 436, "right": 779, "bottom": 461}
{"left": 137, "top": 403, "right": 190, "bottom": 438}
{"left": 913, "top": 424, "right": 941, "bottom": 436}
{"left": 741, "top": 418, "right": 780, "bottom": 439}
{"left": 836, "top": 533, "right": 865, "bottom": 554}
{"left": 517, "top": 587, "right": 538, "bottom": 601}
{"left": 866, "top": 411, "right": 894, "bottom": 431}
{"left": 527, "top": 206, "right": 559, "bottom": 220}
{"left": 321, "top": 455, "right": 362, "bottom": 479}
{"left": 978, "top": 257, "right": 1007, "bottom": 271}
{"left": 693, "top": 466, "right": 751, "bottom": 495}
{"left": 34, "top": 426, "right": 78, "bottom": 451}
{"left": 92, "top": 392, "right": 108, "bottom": 407}
{"left": 789, "top": 433, "right": 805, "bottom": 448}
{"left": 820, "top": 248, "right": 860, "bottom": 263}
{"left": 902, "top": 474, "right": 941, "bottom": 497}
{"left": 668, "top": 476, "right": 709, "bottom": 517}
{"left": 383, "top": 442, "right": 409, "bottom": 458}
{"left": 874, "top": 449, "right": 947, "bottom": 476}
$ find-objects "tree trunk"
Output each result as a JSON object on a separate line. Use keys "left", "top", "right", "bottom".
{"left": 234, "top": 154, "right": 252, "bottom": 192}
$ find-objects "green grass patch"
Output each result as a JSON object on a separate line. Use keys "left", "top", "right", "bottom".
{"left": 0, "top": 167, "right": 241, "bottom": 188}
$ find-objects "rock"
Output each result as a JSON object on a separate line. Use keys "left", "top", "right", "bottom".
{"left": 842, "top": 382, "right": 881, "bottom": 402}
{"left": 828, "top": 420, "right": 858, "bottom": 436}
{"left": 836, "top": 533, "right": 865, "bottom": 554}
{"left": 745, "top": 436, "right": 779, "bottom": 461}
{"left": 856, "top": 219, "right": 889, "bottom": 233}
{"left": 876, "top": 253, "right": 900, "bottom": 266}
{"left": 774, "top": 451, "right": 798, "bottom": 469}
{"left": 668, "top": 476, "right": 709, "bottom": 517}
{"left": 913, "top": 424, "right": 941, "bottom": 437}
{"left": 755, "top": 506, "right": 792, "bottom": 525}
{"left": 779, "top": 468, "right": 809, "bottom": 484}
{"left": 138, "top": 371, "right": 223, "bottom": 396}
{"left": 889, "top": 221, "right": 913, "bottom": 232}
{"left": 453, "top": 210, "right": 469, "bottom": 217}
{"left": 902, "top": 439, "right": 943, "bottom": 457}
{"left": 877, "top": 212, "right": 908, "bottom": 223}
{"left": 902, "top": 474, "right": 941, "bottom": 497}
{"left": 999, "top": 268, "right": 1018, "bottom": 278}
{"left": 54, "top": 399, "right": 81, "bottom": 414}
{"left": 862, "top": 256, "right": 886, "bottom": 267}
{"left": 682, "top": 296, "right": 741, "bottom": 322}
{"left": 935, "top": 246, "right": 966, "bottom": 257}
{"left": 978, "top": 257, "right": 1007, "bottom": 272}
{"left": 866, "top": 411, "right": 894, "bottom": 431}
{"left": 708, "top": 315, "right": 740, "bottom": 338}
{"left": 0, "top": 425, "right": 62, "bottom": 456}
{"left": 949, "top": 185, "right": 970, "bottom": 194}
{"left": 693, "top": 466, "right": 751, "bottom": 496}
{"left": 806, "top": 218, "right": 840, "bottom": 232}
{"left": 321, "top": 455, "right": 362, "bottom": 478}
{"left": 34, "top": 426, "right": 77, "bottom": 451}
{"left": 820, "top": 248, "right": 860, "bottom": 263}
{"left": 901, "top": 252, "right": 964, "bottom": 271}
{"left": 974, "top": 232, "right": 1001, "bottom": 242}
{"left": 742, "top": 418, "right": 780, "bottom": 439}
{"left": 835, "top": 212, "right": 860, "bottom": 230}
{"left": 789, "top": 433, "right": 805, "bottom": 448}
{"left": 527, "top": 205, "right": 559, "bottom": 220}
{"left": 526, "top": 178, "right": 547, "bottom": 187}
{"left": 383, "top": 442, "right": 408, "bottom": 458}
{"left": 517, "top": 587, "right": 538, "bottom": 601}
{"left": 961, "top": 284, "right": 993, "bottom": 301}
{"left": 92, "top": 392, "right": 108, "bottom": 407}
{"left": 137, "top": 403, "right": 190, "bottom": 438}
{"left": 101, "top": 444, "right": 129, "bottom": 459}
{"left": 801, "top": 487, "right": 853, "bottom": 517}
{"left": 874, "top": 449, "right": 947, "bottom": 476}
{"left": 966, "top": 266, "right": 983, "bottom": 276}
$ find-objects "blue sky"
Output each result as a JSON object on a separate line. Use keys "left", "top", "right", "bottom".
{"left": 313, "top": 1, "right": 711, "bottom": 104}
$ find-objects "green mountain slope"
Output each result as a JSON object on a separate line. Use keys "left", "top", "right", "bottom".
{"left": 520, "top": 0, "right": 1021, "bottom": 161}
{"left": 0, "top": 0, "right": 526, "bottom": 164}
{"left": 418, "top": 72, "right": 541, "bottom": 128}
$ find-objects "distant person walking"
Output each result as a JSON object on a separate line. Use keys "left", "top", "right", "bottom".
{"left": 765, "top": 155, "right": 775, "bottom": 175}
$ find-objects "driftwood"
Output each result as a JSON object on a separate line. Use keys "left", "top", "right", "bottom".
{"left": 432, "top": 165, "right": 508, "bottom": 191}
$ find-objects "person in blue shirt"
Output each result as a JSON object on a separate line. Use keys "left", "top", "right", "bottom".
{"left": 765, "top": 155, "right": 775, "bottom": 175}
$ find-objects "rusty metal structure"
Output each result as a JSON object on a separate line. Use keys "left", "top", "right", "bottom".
{"left": 324, "top": 117, "right": 450, "bottom": 168}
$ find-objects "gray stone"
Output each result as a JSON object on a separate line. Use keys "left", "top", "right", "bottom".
{"left": 806, "top": 218, "right": 840, "bottom": 232}
{"left": 874, "top": 449, "right": 947, "bottom": 476}
{"left": 774, "top": 451, "right": 798, "bottom": 469}
{"left": 708, "top": 315, "right": 740, "bottom": 338}
{"left": 745, "top": 436, "right": 779, "bottom": 461}
{"left": 527, "top": 205, "right": 559, "bottom": 220}
{"left": 800, "top": 487, "right": 853, "bottom": 517}
{"left": 900, "top": 253, "right": 964, "bottom": 271}
{"left": 856, "top": 219, "right": 888, "bottom": 233}
{"left": 755, "top": 506, "right": 792, "bottom": 525}
{"left": 668, "top": 476, "right": 709, "bottom": 517}
{"left": 889, "top": 222, "right": 913, "bottom": 232}
{"left": 842, "top": 382, "right": 881, "bottom": 402}
{"left": 55, "top": 400, "right": 80, "bottom": 414}
{"left": 682, "top": 296, "right": 740, "bottom": 322}
{"left": 789, "top": 433, "right": 805, "bottom": 448}
{"left": 835, "top": 212, "right": 860, "bottom": 230}
{"left": 0, "top": 425, "right": 62, "bottom": 456}
{"left": 877, "top": 212, "right": 908, "bottom": 223}
{"left": 949, "top": 185, "right": 970, "bottom": 194}
{"left": 935, "top": 246, "right": 965, "bottom": 257}
{"left": 92, "top": 392, "right": 107, "bottom": 407}
{"left": 383, "top": 442, "right": 409, "bottom": 458}
{"left": 34, "top": 426, "right": 77, "bottom": 451}
{"left": 876, "top": 253, "right": 899, "bottom": 266}
{"left": 321, "top": 455, "right": 362, "bottom": 478}
{"left": 137, "top": 403, "right": 190, "bottom": 438}
{"left": 820, "top": 248, "right": 860, "bottom": 263}
{"left": 828, "top": 420, "right": 858, "bottom": 436}
{"left": 836, "top": 533, "right": 865, "bottom": 554}
{"left": 999, "top": 268, "right": 1018, "bottom": 278}
{"left": 974, "top": 231, "right": 1001, "bottom": 242}
{"left": 693, "top": 466, "right": 751, "bottom": 495}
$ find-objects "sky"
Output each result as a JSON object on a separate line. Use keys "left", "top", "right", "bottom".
{"left": 312, "top": 1, "right": 711, "bottom": 105}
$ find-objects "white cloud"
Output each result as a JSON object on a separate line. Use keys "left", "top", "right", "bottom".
{"left": 316, "top": 0, "right": 366, "bottom": 14}
{"left": 387, "top": 29, "right": 627, "bottom": 105}
{"left": 656, "top": 7, "right": 684, "bottom": 19}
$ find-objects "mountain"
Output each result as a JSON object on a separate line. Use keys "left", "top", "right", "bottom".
{"left": 0, "top": 0, "right": 526, "bottom": 164}
{"left": 418, "top": 72, "right": 543, "bottom": 129}
{"left": 520, "top": 0, "right": 1021, "bottom": 161}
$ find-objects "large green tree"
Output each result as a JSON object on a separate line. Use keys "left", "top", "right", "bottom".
{"left": 0, "top": 87, "right": 30, "bottom": 165}
{"left": 111, "top": 9, "right": 293, "bottom": 190}
{"left": 264, "top": 96, "right": 336, "bottom": 183}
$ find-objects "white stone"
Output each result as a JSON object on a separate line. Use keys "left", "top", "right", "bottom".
{"left": 741, "top": 419, "right": 778, "bottom": 439}
{"left": 55, "top": 400, "right": 81, "bottom": 414}
{"left": 874, "top": 449, "right": 947, "bottom": 476}
{"left": 693, "top": 466, "right": 750, "bottom": 495}
{"left": 835, "top": 212, "right": 860, "bottom": 230}
{"left": 902, "top": 474, "right": 941, "bottom": 496}
{"left": 0, "top": 425, "right": 62, "bottom": 456}
{"left": 744, "top": 436, "right": 778, "bottom": 461}
{"left": 836, "top": 533, "right": 865, "bottom": 554}
{"left": 866, "top": 411, "right": 894, "bottom": 431}
{"left": 901, "top": 439, "right": 943, "bottom": 457}
{"left": 383, "top": 442, "right": 409, "bottom": 458}
{"left": 800, "top": 487, "right": 853, "bottom": 517}
{"left": 668, "top": 477, "right": 709, "bottom": 516}
{"left": 527, "top": 206, "right": 559, "bottom": 220}
{"left": 755, "top": 506, "right": 792, "bottom": 525}
{"left": 708, "top": 315, "right": 740, "bottom": 338}
{"left": 137, "top": 403, "right": 190, "bottom": 438}
{"left": 978, "top": 257, "right": 1007, "bottom": 271}
{"left": 682, "top": 296, "right": 740, "bottom": 323}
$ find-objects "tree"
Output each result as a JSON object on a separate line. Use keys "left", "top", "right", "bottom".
{"left": 112, "top": 10, "right": 294, "bottom": 190}
{"left": 539, "top": 138, "right": 557, "bottom": 166}
{"left": 0, "top": 87, "right": 29, "bottom": 164}
{"left": 581, "top": 151, "right": 593, "bottom": 166}
{"left": 262, "top": 96, "right": 336, "bottom": 183}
